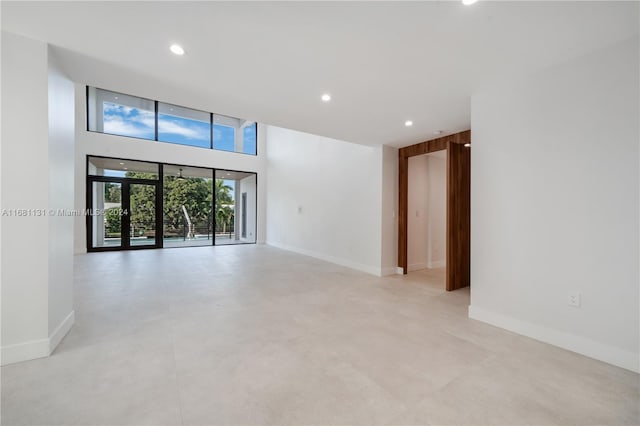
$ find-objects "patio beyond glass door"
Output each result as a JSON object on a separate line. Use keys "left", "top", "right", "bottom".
{"left": 87, "top": 156, "right": 258, "bottom": 252}
{"left": 162, "top": 165, "right": 214, "bottom": 248}
{"left": 129, "top": 183, "right": 157, "bottom": 247}
{"left": 91, "top": 181, "right": 123, "bottom": 249}
{"left": 88, "top": 178, "right": 160, "bottom": 251}
{"left": 214, "top": 169, "right": 257, "bottom": 245}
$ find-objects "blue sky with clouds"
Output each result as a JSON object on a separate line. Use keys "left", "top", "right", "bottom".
{"left": 103, "top": 102, "right": 155, "bottom": 139}
{"left": 103, "top": 102, "right": 257, "bottom": 154}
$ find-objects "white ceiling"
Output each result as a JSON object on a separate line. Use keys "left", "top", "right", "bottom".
{"left": 2, "top": 1, "right": 638, "bottom": 148}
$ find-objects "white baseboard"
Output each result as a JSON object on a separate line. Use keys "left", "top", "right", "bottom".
{"left": 1, "top": 339, "right": 50, "bottom": 366}
{"left": 49, "top": 310, "right": 75, "bottom": 353}
{"left": 427, "top": 260, "right": 446, "bottom": 269}
{"left": 396, "top": 267, "right": 405, "bottom": 275}
{"left": 408, "top": 261, "right": 445, "bottom": 272}
{"left": 1, "top": 310, "right": 75, "bottom": 366}
{"left": 468, "top": 305, "right": 639, "bottom": 373}
{"left": 408, "top": 262, "right": 427, "bottom": 272}
{"left": 380, "top": 266, "right": 398, "bottom": 276}
{"left": 266, "top": 241, "right": 382, "bottom": 276}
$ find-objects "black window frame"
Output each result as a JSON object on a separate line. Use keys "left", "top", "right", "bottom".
{"left": 86, "top": 86, "right": 258, "bottom": 156}
{"left": 86, "top": 155, "right": 259, "bottom": 252}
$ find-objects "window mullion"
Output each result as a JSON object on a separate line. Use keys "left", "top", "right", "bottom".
{"left": 154, "top": 101, "right": 159, "bottom": 141}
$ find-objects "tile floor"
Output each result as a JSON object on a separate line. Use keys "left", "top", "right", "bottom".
{"left": 1, "top": 245, "right": 638, "bottom": 425}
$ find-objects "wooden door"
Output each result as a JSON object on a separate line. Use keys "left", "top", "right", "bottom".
{"left": 446, "top": 141, "right": 471, "bottom": 291}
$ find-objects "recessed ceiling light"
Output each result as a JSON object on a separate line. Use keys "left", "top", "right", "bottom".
{"left": 464, "top": 143, "right": 471, "bottom": 147}
{"left": 462, "top": 0, "right": 478, "bottom": 5}
{"left": 433, "top": 130, "right": 443, "bottom": 135}
{"left": 170, "top": 44, "right": 185, "bottom": 55}
{"left": 123, "top": 167, "right": 128, "bottom": 170}
{"left": 404, "top": 120, "right": 413, "bottom": 127}
{"left": 119, "top": 162, "right": 125, "bottom": 165}
{"left": 321, "top": 94, "right": 331, "bottom": 102}
{"left": 114, "top": 96, "right": 119, "bottom": 100}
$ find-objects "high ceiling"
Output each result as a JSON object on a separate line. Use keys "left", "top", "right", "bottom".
{"left": 2, "top": 1, "right": 638, "bottom": 147}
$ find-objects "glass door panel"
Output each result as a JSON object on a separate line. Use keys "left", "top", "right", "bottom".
{"left": 92, "top": 181, "right": 123, "bottom": 249}
{"left": 129, "top": 183, "right": 157, "bottom": 247}
{"left": 162, "top": 166, "right": 213, "bottom": 248}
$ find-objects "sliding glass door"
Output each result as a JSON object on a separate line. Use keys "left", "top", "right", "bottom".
{"left": 87, "top": 157, "right": 160, "bottom": 251}
{"left": 163, "top": 165, "right": 214, "bottom": 248}
{"left": 90, "top": 181, "right": 123, "bottom": 249}
{"left": 129, "top": 183, "right": 158, "bottom": 247}
{"left": 87, "top": 156, "right": 257, "bottom": 251}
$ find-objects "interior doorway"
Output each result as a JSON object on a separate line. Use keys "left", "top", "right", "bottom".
{"left": 398, "top": 130, "right": 471, "bottom": 291}
{"left": 407, "top": 151, "right": 447, "bottom": 284}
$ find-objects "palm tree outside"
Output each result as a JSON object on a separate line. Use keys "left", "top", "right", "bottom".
{"left": 215, "top": 179, "right": 234, "bottom": 237}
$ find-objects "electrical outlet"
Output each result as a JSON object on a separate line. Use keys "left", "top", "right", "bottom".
{"left": 568, "top": 293, "right": 581, "bottom": 307}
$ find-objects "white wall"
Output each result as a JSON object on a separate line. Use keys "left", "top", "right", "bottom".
{"left": 427, "top": 153, "right": 446, "bottom": 269}
{"left": 73, "top": 84, "right": 268, "bottom": 253}
{"left": 407, "top": 152, "right": 447, "bottom": 272}
{"left": 1, "top": 32, "right": 50, "bottom": 363}
{"left": 265, "top": 125, "right": 384, "bottom": 275}
{"left": 469, "top": 37, "right": 639, "bottom": 372}
{"left": 0, "top": 32, "right": 3, "bottom": 368}
{"left": 47, "top": 47, "right": 75, "bottom": 345}
{"left": 408, "top": 155, "right": 429, "bottom": 271}
{"left": 1, "top": 32, "right": 75, "bottom": 365}
{"left": 380, "top": 145, "right": 398, "bottom": 276}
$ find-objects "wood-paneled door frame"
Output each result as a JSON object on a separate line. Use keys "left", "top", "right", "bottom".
{"left": 398, "top": 130, "right": 471, "bottom": 291}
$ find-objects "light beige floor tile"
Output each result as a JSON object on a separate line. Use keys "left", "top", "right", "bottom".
{"left": 2, "top": 246, "right": 637, "bottom": 426}
{"left": 2, "top": 330, "right": 182, "bottom": 425}
{"left": 390, "top": 353, "right": 639, "bottom": 425}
